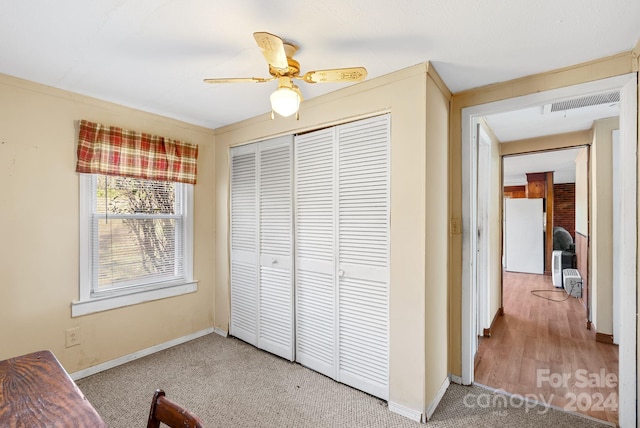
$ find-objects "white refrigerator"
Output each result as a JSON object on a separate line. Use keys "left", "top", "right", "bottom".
{"left": 504, "top": 198, "right": 544, "bottom": 274}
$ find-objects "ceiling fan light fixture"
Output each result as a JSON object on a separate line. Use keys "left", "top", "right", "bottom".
{"left": 270, "top": 86, "right": 300, "bottom": 117}
{"left": 204, "top": 32, "right": 366, "bottom": 120}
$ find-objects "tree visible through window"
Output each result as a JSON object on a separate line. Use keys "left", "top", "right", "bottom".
{"left": 93, "top": 175, "right": 184, "bottom": 294}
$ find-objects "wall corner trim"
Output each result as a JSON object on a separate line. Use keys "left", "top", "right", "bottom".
{"left": 449, "top": 373, "right": 464, "bottom": 385}
{"left": 595, "top": 332, "right": 615, "bottom": 344}
{"left": 424, "top": 377, "right": 451, "bottom": 421}
{"left": 69, "top": 327, "right": 215, "bottom": 381}
{"left": 483, "top": 307, "right": 504, "bottom": 337}
{"left": 426, "top": 61, "right": 452, "bottom": 100}
{"left": 213, "top": 327, "right": 228, "bottom": 337}
{"left": 388, "top": 401, "right": 423, "bottom": 423}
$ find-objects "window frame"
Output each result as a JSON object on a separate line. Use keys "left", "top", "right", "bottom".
{"left": 72, "top": 174, "right": 196, "bottom": 317}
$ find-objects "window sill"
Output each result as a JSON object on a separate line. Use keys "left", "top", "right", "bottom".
{"left": 71, "top": 281, "right": 198, "bottom": 317}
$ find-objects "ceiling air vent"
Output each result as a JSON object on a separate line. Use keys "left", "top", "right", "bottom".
{"left": 544, "top": 91, "right": 620, "bottom": 114}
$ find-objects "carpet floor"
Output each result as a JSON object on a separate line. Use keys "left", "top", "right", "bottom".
{"left": 76, "top": 333, "right": 610, "bottom": 427}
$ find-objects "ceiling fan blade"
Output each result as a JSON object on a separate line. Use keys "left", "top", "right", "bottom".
{"left": 253, "top": 32, "right": 288, "bottom": 70}
{"left": 203, "top": 77, "right": 273, "bottom": 84}
{"left": 301, "top": 67, "right": 367, "bottom": 84}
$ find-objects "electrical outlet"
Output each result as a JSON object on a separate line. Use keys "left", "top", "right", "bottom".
{"left": 65, "top": 327, "right": 81, "bottom": 348}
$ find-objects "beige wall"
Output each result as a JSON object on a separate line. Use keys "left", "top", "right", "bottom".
{"left": 214, "top": 63, "right": 451, "bottom": 415}
{"left": 591, "top": 117, "right": 619, "bottom": 334}
{"left": 449, "top": 52, "right": 636, "bottom": 376}
{"left": 424, "top": 76, "right": 450, "bottom": 410}
{"left": 0, "top": 74, "right": 216, "bottom": 373}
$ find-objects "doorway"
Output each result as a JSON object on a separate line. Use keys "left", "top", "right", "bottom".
{"left": 461, "top": 73, "right": 637, "bottom": 426}
{"left": 477, "top": 146, "right": 621, "bottom": 423}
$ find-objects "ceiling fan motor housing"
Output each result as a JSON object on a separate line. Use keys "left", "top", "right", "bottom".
{"left": 269, "top": 43, "right": 300, "bottom": 77}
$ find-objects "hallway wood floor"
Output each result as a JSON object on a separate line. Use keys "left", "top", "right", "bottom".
{"left": 474, "top": 271, "right": 619, "bottom": 425}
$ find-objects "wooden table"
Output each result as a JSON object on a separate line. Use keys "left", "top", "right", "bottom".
{"left": 0, "top": 350, "right": 106, "bottom": 427}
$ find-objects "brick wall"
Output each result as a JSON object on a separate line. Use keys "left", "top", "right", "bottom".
{"left": 554, "top": 183, "right": 575, "bottom": 238}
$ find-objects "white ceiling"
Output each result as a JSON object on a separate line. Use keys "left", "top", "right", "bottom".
{"left": 485, "top": 101, "right": 620, "bottom": 143}
{"left": 1, "top": 0, "right": 639, "bottom": 131}
{"left": 503, "top": 148, "right": 584, "bottom": 186}
{"left": 487, "top": 92, "right": 620, "bottom": 185}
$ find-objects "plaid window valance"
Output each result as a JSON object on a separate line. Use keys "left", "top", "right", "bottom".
{"left": 75, "top": 119, "right": 198, "bottom": 184}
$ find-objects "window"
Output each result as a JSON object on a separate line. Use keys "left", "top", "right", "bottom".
{"left": 71, "top": 174, "right": 197, "bottom": 316}
{"left": 72, "top": 120, "right": 198, "bottom": 317}
{"left": 73, "top": 174, "right": 195, "bottom": 316}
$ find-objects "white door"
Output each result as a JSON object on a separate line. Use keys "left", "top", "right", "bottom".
{"left": 476, "top": 125, "right": 491, "bottom": 338}
{"left": 258, "top": 138, "right": 294, "bottom": 361}
{"left": 295, "top": 114, "right": 390, "bottom": 400}
{"left": 336, "top": 115, "right": 390, "bottom": 400}
{"left": 230, "top": 136, "right": 294, "bottom": 361}
{"left": 231, "top": 116, "right": 389, "bottom": 400}
{"left": 504, "top": 198, "right": 544, "bottom": 274}
{"left": 612, "top": 129, "right": 620, "bottom": 344}
{"left": 294, "top": 128, "right": 336, "bottom": 378}
{"left": 229, "top": 144, "right": 259, "bottom": 346}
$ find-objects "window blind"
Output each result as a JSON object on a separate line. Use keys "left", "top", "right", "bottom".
{"left": 91, "top": 175, "right": 185, "bottom": 294}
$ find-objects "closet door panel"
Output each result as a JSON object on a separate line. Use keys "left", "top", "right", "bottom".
{"left": 294, "top": 128, "right": 337, "bottom": 378}
{"left": 337, "top": 115, "right": 390, "bottom": 400}
{"left": 338, "top": 276, "right": 388, "bottom": 398}
{"left": 258, "top": 138, "right": 294, "bottom": 361}
{"left": 230, "top": 147, "right": 259, "bottom": 346}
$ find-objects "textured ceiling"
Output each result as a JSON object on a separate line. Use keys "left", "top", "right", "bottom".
{"left": 1, "top": 1, "right": 639, "bottom": 130}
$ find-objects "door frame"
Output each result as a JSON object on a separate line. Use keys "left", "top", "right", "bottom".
{"left": 461, "top": 73, "right": 637, "bottom": 425}
{"left": 476, "top": 124, "right": 491, "bottom": 338}
{"left": 612, "top": 129, "right": 621, "bottom": 344}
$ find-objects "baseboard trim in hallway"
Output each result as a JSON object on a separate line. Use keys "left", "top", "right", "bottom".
{"left": 483, "top": 306, "right": 504, "bottom": 337}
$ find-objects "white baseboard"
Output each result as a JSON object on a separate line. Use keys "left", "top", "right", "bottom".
{"left": 424, "top": 376, "right": 450, "bottom": 421}
{"left": 213, "top": 327, "right": 228, "bottom": 337}
{"left": 388, "top": 401, "right": 423, "bottom": 422}
{"left": 449, "top": 373, "right": 463, "bottom": 385}
{"left": 70, "top": 327, "right": 214, "bottom": 381}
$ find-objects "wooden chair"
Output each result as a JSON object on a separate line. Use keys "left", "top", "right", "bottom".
{"left": 147, "top": 389, "right": 205, "bottom": 428}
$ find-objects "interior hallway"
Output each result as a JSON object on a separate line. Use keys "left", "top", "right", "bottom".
{"left": 474, "top": 271, "right": 618, "bottom": 425}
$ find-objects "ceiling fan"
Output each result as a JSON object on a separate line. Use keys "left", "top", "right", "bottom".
{"left": 204, "top": 32, "right": 367, "bottom": 119}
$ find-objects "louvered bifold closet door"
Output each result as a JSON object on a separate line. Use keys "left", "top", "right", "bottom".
{"left": 229, "top": 145, "right": 259, "bottom": 346}
{"left": 294, "top": 128, "right": 337, "bottom": 378}
{"left": 337, "top": 114, "right": 390, "bottom": 400}
{"left": 258, "top": 137, "right": 294, "bottom": 361}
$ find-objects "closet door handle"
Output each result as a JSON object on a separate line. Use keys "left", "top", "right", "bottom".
{"left": 338, "top": 270, "right": 345, "bottom": 277}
